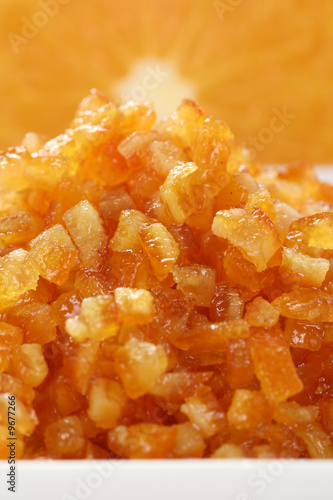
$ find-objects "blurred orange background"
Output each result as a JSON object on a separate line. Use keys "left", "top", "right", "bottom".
{"left": 0, "top": 0, "right": 332, "bottom": 163}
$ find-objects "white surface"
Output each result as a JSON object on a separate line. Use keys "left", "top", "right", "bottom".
{"left": 0, "top": 459, "right": 333, "bottom": 500}
{"left": 0, "top": 165, "right": 333, "bottom": 500}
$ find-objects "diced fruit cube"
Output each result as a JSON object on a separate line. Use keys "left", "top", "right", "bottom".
{"left": 114, "top": 287, "right": 155, "bottom": 324}
{"left": 44, "top": 416, "right": 86, "bottom": 458}
{"left": 63, "top": 200, "right": 107, "bottom": 270}
{"left": 65, "top": 295, "right": 119, "bottom": 342}
{"left": 139, "top": 223, "right": 180, "bottom": 280}
{"left": 11, "top": 344, "right": 49, "bottom": 387}
{"left": 210, "top": 282, "right": 244, "bottom": 322}
{"left": 272, "top": 289, "right": 333, "bottom": 322}
{"left": 110, "top": 209, "right": 150, "bottom": 252}
{"left": 0, "top": 322, "right": 23, "bottom": 347}
{"left": 172, "top": 264, "right": 215, "bottom": 307}
{"left": 273, "top": 401, "right": 319, "bottom": 425}
{"left": 250, "top": 327, "right": 303, "bottom": 403}
{"left": 180, "top": 386, "right": 226, "bottom": 438}
{"left": 212, "top": 208, "right": 281, "bottom": 271}
{"left": 114, "top": 337, "right": 168, "bottom": 399}
{"left": 280, "top": 247, "right": 329, "bottom": 287}
{"left": 227, "top": 389, "right": 272, "bottom": 429}
{"left": 173, "top": 423, "right": 205, "bottom": 458}
{"left": 63, "top": 339, "right": 99, "bottom": 394}
{"left": 87, "top": 378, "right": 127, "bottom": 429}
{"left": 284, "top": 319, "right": 324, "bottom": 351}
{"left": 244, "top": 296, "right": 279, "bottom": 327}
{"left": 150, "top": 371, "right": 212, "bottom": 402}
{"left": 294, "top": 422, "right": 333, "bottom": 458}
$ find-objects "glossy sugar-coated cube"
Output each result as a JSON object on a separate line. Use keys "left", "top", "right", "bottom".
{"left": 65, "top": 295, "right": 119, "bottom": 342}
{"left": 173, "top": 423, "right": 205, "bottom": 458}
{"left": 294, "top": 422, "right": 333, "bottom": 458}
{"left": 272, "top": 288, "right": 333, "bottom": 322}
{"left": 114, "top": 337, "right": 168, "bottom": 399}
{"left": 280, "top": 247, "right": 329, "bottom": 287}
{"left": 114, "top": 287, "right": 155, "bottom": 324}
{"left": 226, "top": 337, "right": 254, "bottom": 389}
{"left": 99, "top": 190, "right": 134, "bottom": 233}
{"left": 150, "top": 371, "right": 212, "bottom": 402}
{"left": 63, "top": 340, "right": 99, "bottom": 395}
{"left": 0, "top": 322, "right": 23, "bottom": 347}
{"left": 216, "top": 172, "right": 259, "bottom": 211}
{"left": 273, "top": 201, "right": 300, "bottom": 241}
{"left": 210, "top": 282, "right": 244, "bottom": 322}
{"left": 250, "top": 327, "right": 303, "bottom": 403}
{"left": 181, "top": 386, "right": 226, "bottom": 438}
{"left": 0, "top": 249, "right": 39, "bottom": 311}
{"left": 284, "top": 319, "right": 324, "bottom": 351}
{"left": 245, "top": 187, "right": 276, "bottom": 222}
{"left": 0, "top": 213, "right": 40, "bottom": 250}
{"left": 108, "top": 423, "right": 177, "bottom": 459}
{"left": 11, "top": 344, "right": 49, "bottom": 388}
{"left": 244, "top": 296, "right": 279, "bottom": 327}
{"left": 285, "top": 212, "right": 333, "bottom": 254}
{"left": 273, "top": 401, "right": 319, "bottom": 426}
{"left": 44, "top": 416, "right": 87, "bottom": 458}
{"left": 227, "top": 389, "right": 273, "bottom": 429}
{"left": 172, "top": 264, "right": 215, "bottom": 307}
{"left": 8, "top": 301, "right": 57, "bottom": 345}
{"left": 87, "top": 378, "right": 127, "bottom": 429}
{"left": 156, "top": 99, "right": 207, "bottom": 153}
{"left": 212, "top": 207, "right": 281, "bottom": 271}
{"left": 63, "top": 200, "right": 107, "bottom": 270}
{"left": 110, "top": 209, "right": 150, "bottom": 252}
{"left": 139, "top": 223, "right": 180, "bottom": 280}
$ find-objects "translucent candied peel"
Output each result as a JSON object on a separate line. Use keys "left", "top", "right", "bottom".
{"left": 0, "top": 90, "right": 333, "bottom": 459}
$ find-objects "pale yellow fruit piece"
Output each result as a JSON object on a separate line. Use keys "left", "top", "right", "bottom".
{"left": 0, "top": 249, "right": 39, "bottom": 311}
{"left": 160, "top": 162, "right": 198, "bottom": 223}
{"left": 280, "top": 247, "right": 329, "bottom": 287}
{"left": 0, "top": 395, "right": 38, "bottom": 436}
{"left": 87, "top": 378, "right": 127, "bottom": 429}
{"left": 29, "top": 224, "right": 79, "bottom": 285}
{"left": 245, "top": 187, "right": 276, "bottom": 222}
{"left": 211, "top": 443, "right": 245, "bottom": 458}
{"left": 115, "top": 337, "right": 168, "bottom": 399}
{"left": 110, "top": 209, "right": 150, "bottom": 252}
{"left": 273, "top": 401, "right": 319, "bottom": 425}
{"left": 139, "top": 223, "right": 180, "bottom": 280}
{"left": 212, "top": 207, "right": 281, "bottom": 271}
{"left": 63, "top": 200, "right": 107, "bottom": 270}
{"left": 65, "top": 295, "right": 119, "bottom": 342}
{"left": 172, "top": 264, "right": 215, "bottom": 307}
{"left": 114, "top": 287, "right": 155, "bottom": 324}
{"left": 11, "top": 344, "right": 49, "bottom": 388}
{"left": 0, "top": 146, "right": 30, "bottom": 191}
{"left": 149, "top": 140, "right": 189, "bottom": 178}
{"left": 273, "top": 200, "right": 300, "bottom": 241}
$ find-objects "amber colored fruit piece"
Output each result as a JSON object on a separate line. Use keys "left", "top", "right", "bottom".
{"left": 110, "top": 209, "right": 150, "bottom": 252}
{"left": 0, "top": 322, "right": 23, "bottom": 347}
{"left": 157, "top": 99, "right": 207, "bottom": 154}
{"left": 0, "top": 394, "right": 38, "bottom": 436}
{"left": 285, "top": 212, "right": 333, "bottom": 253}
{"left": 0, "top": 348, "right": 10, "bottom": 375}
{"left": 212, "top": 207, "right": 281, "bottom": 272}
{"left": 44, "top": 416, "right": 86, "bottom": 458}
{"left": 273, "top": 201, "right": 300, "bottom": 241}
{"left": 280, "top": 247, "right": 329, "bottom": 287}
{"left": 284, "top": 319, "right": 324, "bottom": 351}
{"left": 115, "top": 337, "right": 168, "bottom": 399}
{"left": 150, "top": 371, "right": 212, "bottom": 402}
{"left": 11, "top": 344, "right": 48, "bottom": 388}
{"left": 99, "top": 190, "right": 134, "bottom": 232}
{"left": 211, "top": 443, "right": 245, "bottom": 458}
{"left": 0, "top": 213, "right": 40, "bottom": 250}
{"left": 226, "top": 338, "right": 254, "bottom": 389}
{"left": 171, "top": 320, "right": 249, "bottom": 352}
{"left": 173, "top": 422, "right": 205, "bottom": 458}
{"left": 273, "top": 401, "right": 319, "bottom": 426}
{"left": 0, "top": 374, "right": 35, "bottom": 405}
{"left": 65, "top": 295, "right": 119, "bottom": 342}
{"left": 215, "top": 172, "right": 258, "bottom": 211}
{"left": 227, "top": 390, "right": 273, "bottom": 430}
{"left": 29, "top": 225, "right": 78, "bottom": 286}
{"left": 63, "top": 200, "right": 107, "bottom": 270}
{"left": 139, "top": 223, "right": 180, "bottom": 280}
{"left": 108, "top": 423, "right": 177, "bottom": 459}
{"left": 172, "top": 264, "right": 215, "bottom": 307}
{"left": 244, "top": 296, "right": 279, "bottom": 327}
{"left": 0, "top": 249, "right": 39, "bottom": 311}
{"left": 272, "top": 288, "right": 333, "bottom": 322}
{"left": 160, "top": 162, "right": 198, "bottom": 223}
{"left": 87, "top": 378, "right": 127, "bottom": 429}
{"left": 210, "top": 282, "right": 244, "bottom": 322}
{"left": 8, "top": 301, "right": 57, "bottom": 345}
{"left": 114, "top": 287, "right": 155, "bottom": 324}
{"left": 294, "top": 422, "right": 333, "bottom": 459}
{"left": 63, "top": 340, "right": 99, "bottom": 395}
{"left": 192, "top": 118, "right": 233, "bottom": 175}
{"left": 48, "top": 374, "right": 83, "bottom": 418}
{"left": 250, "top": 328, "right": 303, "bottom": 404}
{"left": 245, "top": 187, "right": 276, "bottom": 222}
{"left": 51, "top": 290, "right": 82, "bottom": 329}
{"left": 181, "top": 386, "right": 226, "bottom": 438}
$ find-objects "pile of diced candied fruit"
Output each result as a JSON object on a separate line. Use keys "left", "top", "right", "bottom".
{"left": 0, "top": 91, "right": 333, "bottom": 460}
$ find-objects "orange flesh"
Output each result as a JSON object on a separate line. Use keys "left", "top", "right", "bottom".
{"left": 0, "top": 92, "right": 333, "bottom": 459}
